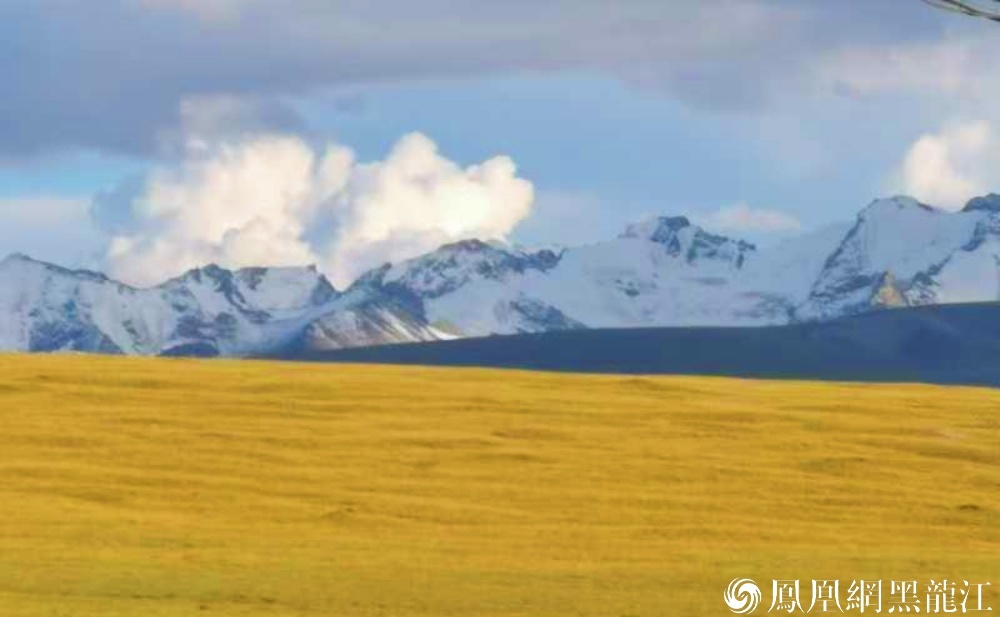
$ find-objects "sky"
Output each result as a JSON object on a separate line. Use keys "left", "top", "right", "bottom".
{"left": 3, "top": 0, "right": 1000, "bottom": 287}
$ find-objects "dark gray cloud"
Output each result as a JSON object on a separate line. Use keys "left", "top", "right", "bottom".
{"left": 0, "top": 0, "right": 976, "bottom": 158}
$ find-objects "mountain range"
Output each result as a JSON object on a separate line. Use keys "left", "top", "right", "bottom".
{"left": 2, "top": 193, "right": 1000, "bottom": 358}
{"left": 303, "top": 302, "right": 1000, "bottom": 387}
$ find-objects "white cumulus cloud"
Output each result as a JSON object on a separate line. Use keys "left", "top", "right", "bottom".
{"left": 93, "top": 132, "right": 534, "bottom": 288}
{"left": 699, "top": 203, "right": 802, "bottom": 235}
{"left": 323, "top": 133, "right": 534, "bottom": 284}
{"left": 892, "top": 120, "right": 999, "bottom": 211}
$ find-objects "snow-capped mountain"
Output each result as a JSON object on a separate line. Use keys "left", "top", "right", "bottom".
{"left": 799, "top": 196, "right": 1000, "bottom": 320}
{"left": 3, "top": 193, "right": 1000, "bottom": 357}
{"left": 352, "top": 195, "right": 1000, "bottom": 338}
{"left": 0, "top": 255, "right": 448, "bottom": 356}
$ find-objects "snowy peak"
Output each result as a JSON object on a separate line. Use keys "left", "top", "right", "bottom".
{"left": 0, "top": 257, "right": 427, "bottom": 357}
{"left": 799, "top": 195, "right": 1000, "bottom": 320}
{"left": 233, "top": 266, "right": 338, "bottom": 312}
{"left": 683, "top": 228, "right": 755, "bottom": 269}
{"left": 619, "top": 215, "right": 755, "bottom": 269}
{"left": 859, "top": 195, "right": 935, "bottom": 218}
{"left": 963, "top": 193, "right": 1000, "bottom": 214}
{"left": 619, "top": 215, "right": 692, "bottom": 242}
{"left": 382, "top": 239, "right": 561, "bottom": 299}
{"left": 0, "top": 252, "right": 115, "bottom": 285}
{"left": 165, "top": 263, "right": 338, "bottom": 316}
{"left": 167, "top": 263, "right": 241, "bottom": 294}
{"left": 837, "top": 196, "right": 974, "bottom": 276}
{"left": 5, "top": 192, "right": 1000, "bottom": 357}
{"left": 1, "top": 252, "right": 35, "bottom": 266}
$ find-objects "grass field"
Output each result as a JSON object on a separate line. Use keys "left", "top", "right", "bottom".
{"left": 0, "top": 354, "right": 996, "bottom": 616}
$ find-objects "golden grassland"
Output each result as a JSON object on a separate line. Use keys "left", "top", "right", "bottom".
{"left": 0, "top": 353, "right": 997, "bottom": 616}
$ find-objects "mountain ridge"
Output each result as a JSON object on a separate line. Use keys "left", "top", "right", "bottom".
{"left": 2, "top": 193, "right": 1000, "bottom": 357}
{"left": 298, "top": 302, "right": 1000, "bottom": 387}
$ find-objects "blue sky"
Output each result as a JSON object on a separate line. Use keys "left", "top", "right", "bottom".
{"left": 2, "top": 1, "right": 1000, "bottom": 284}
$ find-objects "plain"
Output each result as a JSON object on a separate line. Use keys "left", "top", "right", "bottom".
{"left": 0, "top": 354, "right": 996, "bottom": 616}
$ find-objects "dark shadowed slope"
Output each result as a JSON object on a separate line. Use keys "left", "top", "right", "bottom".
{"left": 290, "top": 302, "right": 1000, "bottom": 386}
